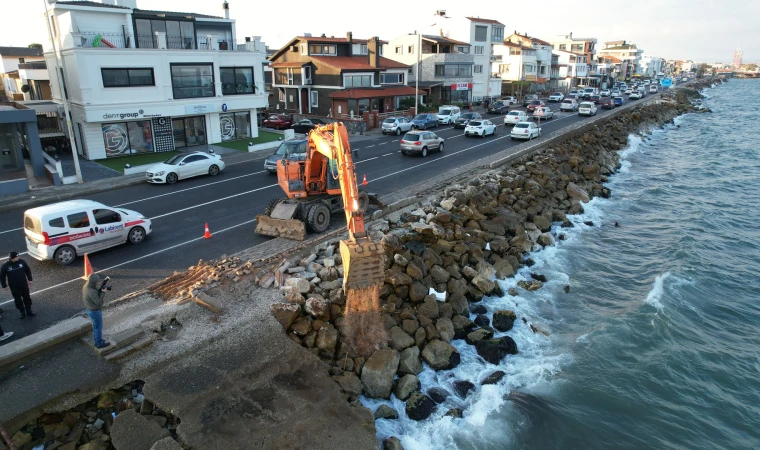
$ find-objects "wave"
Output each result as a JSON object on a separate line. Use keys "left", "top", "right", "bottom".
{"left": 644, "top": 272, "right": 671, "bottom": 311}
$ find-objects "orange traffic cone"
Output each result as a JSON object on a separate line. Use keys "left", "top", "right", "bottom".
{"left": 362, "top": 174, "right": 368, "bottom": 186}
{"left": 82, "top": 254, "right": 93, "bottom": 280}
{"left": 203, "top": 223, "right": 212, "bottom": 239}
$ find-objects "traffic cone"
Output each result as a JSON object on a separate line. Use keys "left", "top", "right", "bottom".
{"left": 362, "top": 174, "right": 368, "bottom": 186}
{"left": 82, "top": 254, "right": 93, "bottom": 280}
{"left": 203, "top": 223, "right": 212, "bottom": 239}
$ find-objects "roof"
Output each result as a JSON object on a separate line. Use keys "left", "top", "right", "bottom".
{"left": 296, "top": 36, "right": 387, "bottom": 45}
{"left": 466, "top": 17, "right": 503, "bottom": 25}
{"left": 421, "top": 35, "right": 470, "bottom": 46}
{"left": 270, "top": 61, "right": 308, "bottom": 68}
{"left": 133, "top": 9, "right": 224, "bottom": 19}
{"left": 328, "top": 86, "right": 422, "bottom": 99}
{"left": 502, "top": 42, "right": 529, "bottom": 49}
{"left": 54, "top": 1, "right": 130, "bottom": 10}
{"left": 602, "top": 56, "right": 622, "bottom": 63}
{"left": 508, "top": 33, "right": 551, "bottom": 47}
{"left": 0, "top": 46, "right": 43, "bottom": 57}
{"left": 604, "top": 45, "right": 634, "bottom": 50}
{"left": 309, "top": 56, "right": 409, "bottom": 71}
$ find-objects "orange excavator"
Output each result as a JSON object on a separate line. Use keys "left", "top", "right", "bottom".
{"left": 255, "top": 122, "right": 385, "bottom": 292}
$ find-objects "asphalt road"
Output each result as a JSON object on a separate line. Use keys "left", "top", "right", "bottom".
{"left": 0, "top": 101, "right": 625, "bottom": 339}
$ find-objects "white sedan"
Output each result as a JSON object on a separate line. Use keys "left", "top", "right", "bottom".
{"left": 146, "top": 151, "right": 225, "bottom": 184}
{"left": 549, "top": 92, "right": 564, "bottom": 102}
{"left": 532, "top": 107, "right": 554, "bottom": 120}
{"left": 510, "top": 122, "right": 541, "bottom": 140}
{"left": 504, "top": 110, "right": 529, "bottom": 126}
{"left": 464, "top": 119, "right": 497, "bottom": 137}
{"left": 600, "top": 89, "right": 611, "bottom": 96}
{"left": 578, "top": 102, "right": 598, "bottom": 116}
{"left": 629, "top": 91, "right": 642, "bottom": 100}
{"left": 501, "top": 96, "right": 518, "bottom": 105}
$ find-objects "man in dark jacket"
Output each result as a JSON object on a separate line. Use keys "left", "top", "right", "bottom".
{"left": 1, "top": 251, "right": 35, "bottom": 319}
{"left": 83, "top": 273, "right": 110, "bottom": 349}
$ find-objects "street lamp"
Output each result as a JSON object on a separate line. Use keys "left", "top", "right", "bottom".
{"left": 414, "top": 30, "right": 421, "bottom": 115}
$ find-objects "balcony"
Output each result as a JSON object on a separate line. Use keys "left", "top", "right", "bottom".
{"left": 74, "top": 32, "right": 236, "bottom": 51}
{"left": 490, "top": 55, "right": 503, "bottom": 62}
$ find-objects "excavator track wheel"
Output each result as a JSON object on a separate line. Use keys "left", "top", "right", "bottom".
{"left": 307, "top": 202, "right": 331, "bottom": 233}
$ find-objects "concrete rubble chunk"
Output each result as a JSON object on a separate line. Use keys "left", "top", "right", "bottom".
{"left": 110, "top": 409, "right": 170, "bottom": 450}
{"left": 150, "top": 437, "right": 183, "bottom": 450}
{"left": 269, "top": 303, "right": 301, "bottom": 330}
{"left": 361, "top": 349, "right": 400, "bottom": 399}
{"left": 285, "top": 277, "right": 311, "bottom": 294}
{"left": 194, "top": 292, "right": 223, "bottom": 314}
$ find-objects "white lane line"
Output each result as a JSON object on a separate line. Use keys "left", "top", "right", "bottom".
{"left": 0, "top": 228, "right": 20, "bottom": 235}
{"left": 379, "top": 142, "right": 387, "bottom": 145}
{"left": 150, "top": 183, "right": 277, "bottom": 220}
{"left": 365, "top": 145, "right": 376, "bottom": 148}
{"left": 0, "top": 218, "right": 259, "bottom": 306}
{"left": 382, "top": 153, "right": 393, "bottom": 157}
{"left": 356, "top": 157, "right": 378, "bottom": 164}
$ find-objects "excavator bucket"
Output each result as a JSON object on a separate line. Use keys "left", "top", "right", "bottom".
{"left": 255, "top": 203, "right": 306, "bottom": 241}
{"left": 339, "top": 237, "right": 385, "bottom": 291}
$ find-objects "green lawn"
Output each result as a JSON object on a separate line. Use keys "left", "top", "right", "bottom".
{"left": 96, "top": 151, "right": 178, "bottom": 173}
{"left": 214, "top": 130, "right": 282, "bottom": 151}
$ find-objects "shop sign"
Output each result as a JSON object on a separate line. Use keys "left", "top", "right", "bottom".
{"left": 451, "top": 82, "right": 472, "bottom": 91}
{"left": 185, "top": 104, "right": 213, "bottom": 114}
{"left": 537, "top": 77, "right": 547, "bottom": 83}
{"left": 526, "top": 75, "right": 537, "bottom": 81}
{"left": 101, "top": 108, "right": 162, "bottom": 121}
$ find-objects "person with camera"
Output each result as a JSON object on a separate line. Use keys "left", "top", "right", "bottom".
{"left": 83, "top": 273, "right": 112, "bottom": 349}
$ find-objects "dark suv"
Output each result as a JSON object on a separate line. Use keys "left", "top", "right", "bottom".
{"left": 455, "top": 112, "right": 482, "bottom": 129}
{"left": 487, "top": 101, "right": 509, "bottom": 114}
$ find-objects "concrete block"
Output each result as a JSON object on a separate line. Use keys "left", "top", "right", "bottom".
{"left": 195, "top": 292, "right": 223, "bottom": 314}
{"left": 104, "top": 335, "right": 155, "bottom": 362}
{"left": 0, "top": 316, "right": 91, "bottom": 370}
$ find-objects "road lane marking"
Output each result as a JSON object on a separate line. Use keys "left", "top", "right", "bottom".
{"left": 149, "top": 183, "right": 278, "bottom": 220}
{"left": 356, "top": 157, "right": 378, "bottom": 164}
{"left": 0, "top": 218, "right": 259, "bottom": 306}
{"left": 366, "top": 145, "right": 375, "bottom": 148}
{"left": 382, "top": 153, "right": 393, "bottom": 157}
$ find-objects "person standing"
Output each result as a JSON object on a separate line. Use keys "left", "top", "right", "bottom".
{"left": 1, "top": 252, "right": 35, "bottom": 319}
{"left": 0, "top": 324, "right": 12, "bottom": 342}
{"left": 83, "top": 273, "right": 111, "bottom": 349}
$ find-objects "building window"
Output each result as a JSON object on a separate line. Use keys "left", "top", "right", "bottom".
{"left": 559, "top": 44, "right": 566, "bottom": 50}
{"left": 300, "top": 43, "right": 307, "bottom": 55}
{"left": 474, "top": 25, "right": 487, "bottom": 42}
{"left": 408, "top": 45, "right": 414, "bottom": 54}
{"left": 172, "top": 116, "right": 206, "bottom": 148}
{"left": 380, "top": 73, "right": 403, "bottom": 84}
{"left": 434, "top": 64, "right": 472, "bottom": 77}
{"left": 220, "top": 112, "right": 251, "bottom": 141}
{"left": 457, "top": 46, "right": 470, "bottom": 54}
{"left": 571, "top": 44, "right": 584, "bottom": 52}
{"left": 135, "top": 18, "right": 195, "bottom": 49}
{"left": 309, "top": 44, "right": 336, "bottom": 55}
{"left": 492, "top": 26, "right": 504, "bottom": 43}
{"left": 101, "top": 68, "right": 155, "bottom": 88}
{"left": 474, "top": 46, "right": 484, "bottom": 55}
{"left": 279, "top": 89, "right": 285, "bottom": 102}
{"left": 509, "top": 48, "right": 521, "bottom": 56}
{"left": 498, "top": 64, "right": 509, "bottom": 74}
{"left": 395, "top": 46, "right": 402, "bottom": 54}
{"left": 360, "top": 44, "right": 368, "bottom": 55}
{"left": 220, "top": 67, "right": 254, "bottom": 95}
{"left": 344, "top": 74, "right": 372, "bottom": 87}
{"left": 170, "top": 64, "right": 214, "bottom": 99}
{"left": 474, "top": 65, "right": 483, "bottom": 73}
{"left": 101, "top": 120, "right": 153, "bottom": 157}
{"left": 310, "top": 90, "right": 318, "bottom": 107}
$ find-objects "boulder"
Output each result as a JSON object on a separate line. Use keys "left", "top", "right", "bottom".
{"left": 333, "top": 371, "right": 363, "bottom": 397}
{"left": 533, "top": 215, "right": 552, "bottom": 232}
{"left": 388, "top": 326, "right": 415, "bottom": 351}
{"left": 416, "top": 298, "right": 440, "bottom": 320}
{"left": 394, "top": 374, "right": 421, "bottom": 401}
{"left": 471, "top": 276, "right": 496, "bottom": 296}
{"left": 409, "top": 281, "right": 429, "bottom": 303}
{"left": 475, "top": 337, "right": 519, "bottom": 364}
{"left": 361, "top": 349, "right": 400, "bottom": 399}
{"left": 453, "top": 380, "right": 475, "bottom": 399}
{"left": 465, "top": 328, "right": 494, "bottom": 345}
{"left": 394, "top": 253, "right": 409, "bottom": 267}
{"left": 150, "top": 438, "right": 183, "bottom": 450}
{"left": 405, "top": 391, "right": 437, "bottom": 421}
{"left": 375, "top": 404, "right": 399, "bottom": 420}
{"left": 492, "top": 310, "right": 517, "bottom": 332}
{"left": 290, "top": 317, "right": 313, "bottom": 336}
{"left": 305, "top": 297, "right": 331, "bottom": 321}
{"left": 398, "top": 346, "right": 423, "bottom": 376}
{"left": 11, "top": 432, "right": 31, "bottom": 449}
{"left": 383, "top": 436, "right": 404, "bottom": 450}
{"left": 435, "top": 317, "right": 455, "bottom": 343}
{"left": 517, "top": 280, "right": 543, "bottom": 291}
{"left": 481, "top": 370, "right": 506, "bottom": 385}
{"left": 440, "top": 198, "right": 456, "bottom": 211}
{"left": 269, "top": 303, "right": 301, "bottom": 330}
{"left": 421, "top": 339, "right": 461, "bottom": 370}
{"left": 386, "top": 271, "right": 413, "bottom": 286}
{"left": 111, "top": 409, "right": 170, "bottom": 450}
{"left": 444, "top": 408, "right": 464, "bottom": 418}
{"left": 316, "top": 327, "right": 339, "bottom": 355}
{"left": 474, "top": 314, "right": 490, "bottom": 327}
{"left": 285, "top": 277, "right": 311, "bottom": 294}
{"left": 406, "top": 262, "right": 424, "bottom": 281}
{"left": 430, "top": 265, "right": 451, "bottom": 283}
{"left": 566, "top": 182, "right": 590, "bottom": 202}
{"left": 537, "top": 233, "right": 555, "bottom": 247}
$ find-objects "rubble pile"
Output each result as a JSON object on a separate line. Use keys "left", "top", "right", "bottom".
{"left": 148, "top": 256, "right": 254, "bottom": 302}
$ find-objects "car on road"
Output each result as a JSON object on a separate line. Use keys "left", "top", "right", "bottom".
{"left": 400, "top": 131, "right": 444, "bottom": 157}
{"left": 487, "top": 101, "right": 509, "bottom": 114}
{"left": 292, "top": 118, "right": 326, "bottom": 134}
{"left": 464, "top": 119, "right": 497, "bottom": 137}
{"left": 589, "top": 94, "right": 602, "bottom": 104}
{"left": 629, "top": 91, "right": 642, "bottom": 100}
{"left": 578, "top": 102, "right": 598, "bottom": 116}
{"left": 264, "top": 139, "right": 307, "bottom": 173}
{"left": 600, "top": 96, "right": 615, "bottom": 110}
{"left": 565, "top": 93, "right": 580, "bottom": 102}
{"left": 454, "top": 112, "right": 482, "bottom": 128}
{"left": 263, "top": 115, "right": 292, "bottom": 130}
{"left": 624, "top": 88, "right": 633, "bottom": 95}
{"left": 582, "top": 87, "right": 598, "bottom": 98}
{"left": 504, "top": 110, "right": 529, "bottom": 126}
{"left": 510, "top": 122, "right": 541, "bottom": 140}
{"left": 611, "top": 89, "right": 621, "bottom": 97}
{"left": 526, "top": 100, "right": 546, "bottom": 113}
{"left": 24, "top": 200, "right": 152, "bottom": 266}
{"left": 501, "top": 96, "right": 518, "bottom": 105}
{"left": 146, "top": 151, "right": 225, "bottom": 185}
{"left": 532, "top": 107, "right": 554, "bottom": 120}
{"left": 569, "top": 90, "right": 580, "bottom": 98}
{"left": 560, "top": 99, "right": 578, "bottom": 112}
{"left": 382, "top": 117, "right": 414, "bottom": 135}
{"left": 649, "top": 85, "right": 659, "bottom": 93}
{"left": 437, "top": 105, "right": 461, "bottom": 124}
{"left": 600, "top": 89, "right": 611, "bottom": 96}
{"left": 411, "top": 113, "right": 438, "bottom": 130}
{"left": 522, "top": 94, "right": 539, "bottom": 106}
{"left": 549, "top": 92, "right": 565, "bottom": 102}
{"left": 613, "top": 96, "right": 624, "bottom": 107}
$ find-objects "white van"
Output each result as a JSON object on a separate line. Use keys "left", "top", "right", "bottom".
{"left": 437, "top": 105, "right": 461, "bottom": 124}
{"left": 23, "top": 200, "right": 152, "bottom": 265}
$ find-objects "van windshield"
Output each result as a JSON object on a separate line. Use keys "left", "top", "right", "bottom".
{"left": 275, "top": 141, "right": 307, "bottom": 156}
{"left": 439, "top": 109, "right": 451, "bottom": 115}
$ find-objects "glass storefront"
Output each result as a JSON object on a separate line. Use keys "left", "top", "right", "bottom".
{"left": 172, "top": 115, "right": 206, "bottom": 148}
{"left": 101, "top": 120, "right": 153, "bottom": 157}
{"left": 219, "top": 112, "right": 251, "bottom": 141}
{"left": 441, "top": 87, "right": 471, "bottom": 103}
{"left": 0, "top": 123, "right": 22, "bottom": 172}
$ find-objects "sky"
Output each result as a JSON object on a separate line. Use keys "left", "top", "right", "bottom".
{"left": 1, "top": 0, "right": 757, "bottom": 64}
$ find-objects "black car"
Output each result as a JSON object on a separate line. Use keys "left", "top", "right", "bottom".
{"left": 455, "top": 112, "right": 482, "bottom": 129}
{"left": 292, "top": 118, "right": 326, "bottom": 134}
{"left": 487, "top": 101, "right": 509, "bottom": 114}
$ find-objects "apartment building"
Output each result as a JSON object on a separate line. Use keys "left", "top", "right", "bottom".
{"left": 553, "top": 50, "right": 589, "bottom": 89}
{"left": 597, "top": 40, "right": 644, "bottom": 79}
{"left": 640, "top": 55, "right": 664, "bottom": 78}
{"left": 493, "top": 32, "right": 553, "bottom": 93}
{"left": 1, "top": 47, "right": 49, "bottom": 101}
{"left": 43, "top": 0, "right": 268, "bottom": 160}
{"left": 550, "top": 33, "right": 600, "bottom": 87}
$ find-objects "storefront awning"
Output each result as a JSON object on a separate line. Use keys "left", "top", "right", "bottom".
{"left": 328, "top": 86, "right": 423, "bottom": 99}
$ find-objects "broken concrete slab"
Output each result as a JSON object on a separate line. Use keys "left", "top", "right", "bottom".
{"left": 0, "top": 316, "right": 91, "bottom": 370}
{"left": 110, "top": 409, "right": 169, "bottom": 450}
{"left": 194, "top": 292, "right": 223, "bottom": 314}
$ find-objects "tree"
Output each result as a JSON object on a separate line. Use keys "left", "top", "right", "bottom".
{"left": 28, "top": 43, "right": 42, "bottom": 49}
{"left": 696, "top": 64, "right": 708, "bottom": 78}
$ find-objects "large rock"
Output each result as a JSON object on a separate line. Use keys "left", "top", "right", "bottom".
{"left": 285, "top": 277, "right": 311, "bottom": 294}
{"left": 394, "top": 374, "right": 420, "bottom": 401}
{"left": 533, "top": 215, "right": 552, "bottom": 232}
{"left": 386, "top": 270, "right": 413, "bottom": 286}
{"left": 421, "top": 339, "right": 461, "bottom": 370}
{"left": 435, "top": 318, "right": 455, "bottom": 343}
{"left": 398, "top": 346, "right": 423, "bottom": 375}
{"left": 416, "top": 298, "right": 440, "bottom": 320}
{"left": 383, "top": 436, "right": 404, "bottom": 450}
{"left": 537, "top": 233, "right": 555, "bottom": 247}
{"left": 375, "top": 404, "right": 399, "bottom": 420}
{"left": 305, "top": 298, "right": 331, "bottom": 321}
{"left": 333, "top": 371, "right": 363, "bottom": 397}
{"left": 150, "top": 438, "right": 183, "bottom": 450}
{"left": 430, "top": 265, "right": 451, "bottom": 283}
{"left": 471, "top": 276, "right": 496, "bottom": 296}
{"left": 270, "top": 303, "right": 301, "bottom": 330}
{"left": 465, "top": 328, "right": 494, "bottom": 345}
{"left": 361, "top": 349, "right": 400, "bottom": 399}
{"left": 481, "top": 370, "right": 506, "bottom": 385}
{"left": 427, "top": 387, "right": 450, "bottom": 404}
{"left": 388, "top": 326, "right": 415, "bottom": 351}
{"left": 475, "top": 337, "right": 519, "bottom": 364}
{"left": 453, "top": 380, "right": 475, "bottom": 399}
{"left": 406, "top": 262, "right": 424, "bottom": 281}
{"left": 111, "top": 409, "right": 170, "bottom": 450}
{"left": 409, "top": 281, "right": 428, "bottom": 303}
{"left": 405, "top": 391, "right": 437, "bottom": 421}
{"left": 566, "top": 182, "right": 590, "bottom": 202}
{"left": 492, "top": 310, "right": 517, "bottom": 332}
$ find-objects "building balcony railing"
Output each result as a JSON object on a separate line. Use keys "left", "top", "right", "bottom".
{"left": 19, "top": 62, "right": 47, "bottom": 70}
{"left": 76, "top": 32, "right": 132, "bottom": 48}
{"left": 73, "top": 32, "right": 236, "bottom": 51}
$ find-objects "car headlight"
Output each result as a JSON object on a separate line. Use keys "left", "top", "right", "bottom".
{"left": 155, "top": 171, "right": 165, "bottom": 176}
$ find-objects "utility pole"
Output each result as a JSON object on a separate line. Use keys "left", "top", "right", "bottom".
{"left": 414, "top": 30, "right": 420, "bottom": 115}
{"left": 43, "top": 0, "right": 83, "bottom": 183}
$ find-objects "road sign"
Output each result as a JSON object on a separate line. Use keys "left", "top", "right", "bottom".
{"left": 661, "top": 78, "right": 673, "bottom": 88}
{"left": 534, "top": 107, "right": 545, "bottom": 117}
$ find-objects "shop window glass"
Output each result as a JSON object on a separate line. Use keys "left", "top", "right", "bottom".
{"left": 101, "top": 120, "right": 152, "bottom": 157}
{"left": 171, "top": 64, "right": 214, "bottom": 99}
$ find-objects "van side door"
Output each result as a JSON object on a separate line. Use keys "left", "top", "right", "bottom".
{"left": 92, "top": 207, "right": 126, "bottom": 249}
{"left": 65, "top": 210, "right": 101, "bottom": 252}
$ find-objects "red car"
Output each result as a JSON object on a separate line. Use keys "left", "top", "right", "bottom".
{"left": 600, "top": 97, "right": 615, "bottom": 110}
{"left": 263, "top": 115, "right": 292, "bottom": 130}
{"left": 526, "top": 100, "right": 546, "bottom": 113}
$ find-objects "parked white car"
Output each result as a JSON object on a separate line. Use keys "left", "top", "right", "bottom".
{"left": 510, "top": 122, "right": 541, "bottom": 140}
{"left": 504, "top": 110, "right": 529, "bottom": 126}
{"left": 464, "top": 119, "right": 497, "bottom": 138}
{"left": 532, "top": 107, "right": 554, "bottom": 120}
{"left": 382, "top": 117, "right": 413, "bottom": 135}
{"left": 437, "top": 105, "right": 461, "bottom": 124}
{"left": 549, "top": 92, "right": 564, "bottom": 102}
{"left": 578, "top": 102, "right": 598, "bottom": 116}
{"left": 24, "top": 200, "right": 152, "bottom": 265}
{"left": 146, "top": 151, "right": 225, "bottom": 184}
{"left": 501, "top": 96, "right": 518, "bottom": 105}
{"left": 649, "top": 85, "right": 659, "bottom": 93}
{"left": 560, "top": 99, "right": 578, "bottom": 112}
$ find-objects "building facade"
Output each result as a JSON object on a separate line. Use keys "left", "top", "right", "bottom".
{"left": 597, "top": 40, "right": 644, "bottom": 79}
{"left": 1, "top": 47, "right": 49, "bottom": 101}
{"left": 494, "top": 32, "right": 553, "bottom": 94}
{"left": 553, "top": 50, "right": 589, "bottom": 89}
{"left": 732, "top": 47, "right": 743, "bottom": 70}
{"left": 640, "top": 55, "right": 664, "bottom": 78}
{"left": 44, "top": 0, "right": 267, "bottom": 160}
{"left": 549, "top": 33, "right": 598, "bottom": 84}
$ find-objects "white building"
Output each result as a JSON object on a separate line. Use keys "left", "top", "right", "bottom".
{"left": 1, "top": 47, "right": 49, "bottom": 101}
{"left": 640, "top": 55, "right": 664, "bottom": 78}
{"left": 549, "top": 33, "right": 598, "bottom": 85}
{"left": 493, "top": 32, "right": 553, "bottom": 93}
{"left": 43, "top": 0, "right": 268, "bottom": 160}
{"left": 597, "top": 41, "right": 644, "bottom": 79}
{"left": 553, "top": 50, "right": 589, "bottom": 89}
